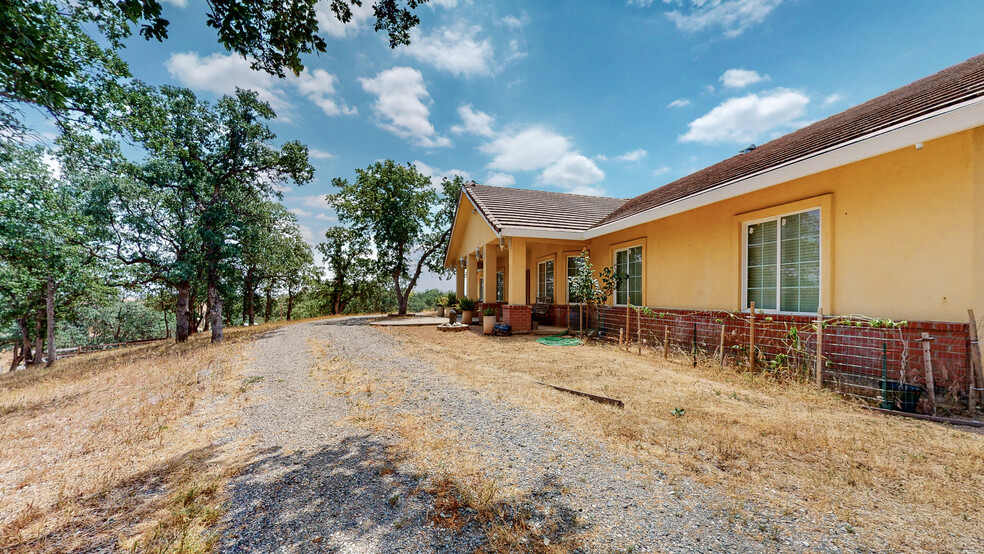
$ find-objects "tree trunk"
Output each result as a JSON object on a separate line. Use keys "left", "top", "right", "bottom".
{"left": 176, "top": 281, "right": 191, "bottom": 342}
{"left": 114, "top": 306, "right": 124, "bottom": 341}
{"left": 19, "top": 316, "right": 31, "bottom": 366}
{"left": 29, "top": 309, "right": 43, "bottom": 368}
{"left": 264, "top": 288, "right": 272, "bottom": 322}
{"left": 46, "top": 276, "right": 55, "bottom": 368}
{"left": 208, "top": 280, "right": 223, "bottom": 343}
{"left": 287, "top": 292, "right": 295, "bottom": 320}
{"left": 393, "top": 272, "right": 407, "bottom": 315}
{"left": 9, "top": 341, "right": 21, "bottom": 373}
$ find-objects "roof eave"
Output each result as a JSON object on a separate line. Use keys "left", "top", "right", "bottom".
{"left": 499, "top": 226, "right": 587, "bottom": 241}
{"left": 443, "top": 189, "right": 501, "bottom": 268}
{"left": 586, "top": 95, "right": 984, "bottom": 239}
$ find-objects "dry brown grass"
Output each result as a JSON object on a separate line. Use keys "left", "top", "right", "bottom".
{"left": 310, "top": 340, "right": 580, "bottom": 553}
{"left": 390, "top": 326, "right": 984, "bottom": 552}
{"left": 0, "top": 319, "right": 307, "bottom": 553}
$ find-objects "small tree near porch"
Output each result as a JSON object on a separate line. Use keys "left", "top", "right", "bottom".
{"left": 329, "top": 161, "right": 462, "bottom": 315}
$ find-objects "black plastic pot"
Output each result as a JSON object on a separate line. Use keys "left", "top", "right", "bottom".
{"left": 879, "top": 380, "right": 924, "bottom": 413}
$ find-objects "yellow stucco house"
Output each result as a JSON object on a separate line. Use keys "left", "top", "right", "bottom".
{"left": 446, "top": 53, "right": 984, "bottom": 346}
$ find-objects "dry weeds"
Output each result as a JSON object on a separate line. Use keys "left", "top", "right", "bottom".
{"left": 311, "top": 339, "right": 580, "bottom": 553}
{"left": 391, "top": 326, "right": 984, "bottom": 552}
{"left": 0, "top": 320, "right": 305, "bottom": 552}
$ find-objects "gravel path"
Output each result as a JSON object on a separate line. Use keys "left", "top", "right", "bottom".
{"left": 221, "top": 318, "right": 859, "bottom": 553}
{"left": 219, "top": 319, "right": 483, "bottom": 553}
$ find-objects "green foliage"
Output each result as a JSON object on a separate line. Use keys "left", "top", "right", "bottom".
{"left": 1, "top": 0, "right": 429, "bottom": 135}
{"left": 458, "top": 297, "right": 476, "bottom": 311}
{"left": 482, "top": 306, "right": 497, "bottom": 317}
{"left": 567, "top": 252, "right": 599, "bottom": 304}
{"left": 671, "top": 407, "right": 686, "bottom": 418}
{"left": 445, "top": 292, "right": 458, "bottom": 308}
{"left": 407, "top": 289, "right": 449, "bottom": 312}
{"left": 328, "top": 164, "right": 463, "bottom": 314}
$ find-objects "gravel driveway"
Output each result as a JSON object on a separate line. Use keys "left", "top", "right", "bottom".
{"left": 220, "top": 318, "right": 858, "bottom": 553}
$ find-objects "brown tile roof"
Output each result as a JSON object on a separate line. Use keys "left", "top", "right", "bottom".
{"left": 597, "top": 53, "right": 984, "bottom": 227}
{"left": 465, "top": 183, "right": 626, "bottom": 233}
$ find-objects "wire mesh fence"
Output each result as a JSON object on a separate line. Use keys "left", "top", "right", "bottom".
{"left": 572, "top": 304, "right": 982, "bottom": 418}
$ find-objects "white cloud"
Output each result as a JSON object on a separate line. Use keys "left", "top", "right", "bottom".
{"left": 822, "top": 93, "right": 843, "bottom": 107}
{"left": 430, "top": 0, "right": 458, "bottom": 7}
{"left": 308, "top": 148, "right": 334, "bottom": 160}
{"left": 484, "top": 172, "right": 515, "bottom": 187}
{"left": 539, "top": 154, "right": 605, "bottom": 193}
{"left": 165, "top": 52, "right": 290, "bottom": 113}
{"left": 413, "top": 160, "right": 472, "bottom": 187}
{"left": 667, "top": 98, "right": 691, "bottom": 108}
{"left": 501, "top": 14, "right": 527, "bottom": 28}
{"left": 680, "top": 88, "right": 809, "bottom": 144}
{"left": 315, "top": 213, "right": 338, "bottom": 222}
{"left": 291, "top": 193, "right": 330, "bottom": 209}
{"left": 652, "top": 166, "right": 670, "bottom": 176}
{"left": 720, "top": 68, "right": 768, "bottom": 88}
{"left": 451, "top": 105, "right": 496, "bottom": 137}
{"left": 403, "top": 24, "right": 495, "bottom": 77}
{"left": 665, "top": 0, "right": 783, "bottom": 38}
{"left": 627, "top": 0, "right": 655, "bottom": 6}
{"left": 160, "top": 0, "right": 187, "bottom": 7}
{"left": 290, "top": 207, "right": 313, "bottom": 218}
{"left": 360, "top": 67, "right": 450, "bottom": 148}
{"left": 295, "top": 69, "right": 356, "bottom": 116}
{"left": 481, "top": 127, "right": 571, "bottom": 171}
{"left": 316, "top": 1, "right": 374, "bottom": 38}
{"left": 298, "top": 224, "right": 317, "bottom": 244}
{"left": 616, "top": 149, "right": 648, "bottom": 162}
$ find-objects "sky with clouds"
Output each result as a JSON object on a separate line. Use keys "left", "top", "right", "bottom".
{"left": 112, "top": 0, "right": 984, "bottom": 289}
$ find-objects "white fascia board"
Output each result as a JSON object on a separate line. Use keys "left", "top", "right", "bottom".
{"left": 499, "top": 226, "right": 586, "bottom": 241}
{"left": 585, "top": 96, "right": 984, "bottom": 239}
{"left": 443, "top": 192, "right": 501, "bottom": 268}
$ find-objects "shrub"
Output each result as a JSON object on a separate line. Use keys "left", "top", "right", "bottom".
{"left": 458, "top": 297, "right": 476, "bottom": 311}
{"left": 482, "top": 306, "right": 497, "bottom": 316}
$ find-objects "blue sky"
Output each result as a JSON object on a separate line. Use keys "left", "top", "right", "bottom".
{"left": 110, "top": 0, "right": 983, "bottom": 289}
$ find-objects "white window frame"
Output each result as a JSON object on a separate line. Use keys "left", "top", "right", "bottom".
{"left": 566, "top": 255, "right": 582, "bottom": 304}
{"left": 537, "top": 259, "right": 554, "bottom": 303}
{"left": 741, "top": 206, "right": 822, "bottom": 315}
{"left": 613, "top": 245, "right": 643, "bottom": 307}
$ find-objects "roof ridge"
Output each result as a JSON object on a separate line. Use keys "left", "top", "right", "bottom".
{"left": 468, "top": 182, "right": 627, "bottom": 201}
{"left": 595, "top": 52, "right": 984, "bottom": 228}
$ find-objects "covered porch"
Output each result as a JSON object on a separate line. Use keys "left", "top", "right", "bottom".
{"left": 450, "top": 236, "right": 589, "bottom": 333}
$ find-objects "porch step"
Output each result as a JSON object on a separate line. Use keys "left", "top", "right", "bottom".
{"left": 531, "top": 325, "right": 569, "bottom": 336}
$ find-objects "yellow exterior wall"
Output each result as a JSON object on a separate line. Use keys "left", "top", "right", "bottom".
{"left": 585, "top": 130, "right": 977, "bottom": 322}
{"left": 446, "top": 195, "right": 497, "bottom": 266}
{"left": 446, "top": 129, "right": 983, "bottom": 322}
{"left": 973, "top": 128, "right": 984, "bottom": 322}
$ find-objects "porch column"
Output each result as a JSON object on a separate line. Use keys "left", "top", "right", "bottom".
{"left": 455, "top": 262, "right": 464, "bottom": 298}
{"left": 503, "top": 237, "right": 532, "bottom": 333}
{"left": 466, "top": 252, "right": 478, "bottom": 299}
{"left": 483, "top": 242, "right": 498, "bottom": 306}
{"left": 507, "top": 237, "right": 526, "bottom": 304}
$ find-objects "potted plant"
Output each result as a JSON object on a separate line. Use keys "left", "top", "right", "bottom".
{"left": 482, "top": 306, "right": 497, "bottom": 335}
{"left": 435, "top": 296, "right": 447, "bottom": 317}
{"left": 459, "top": 297, "right": 476, "bottom": 325}
{"left": 446, "top": 292, "right": 458, "bottom": 312}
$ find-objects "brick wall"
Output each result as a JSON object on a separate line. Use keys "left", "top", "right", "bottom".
{"left": 598, "top": 306, "right": 972, "bottom": 402}
{"left": 477, "top": 302, "right": 503, "bottom": 321}
{"left": 502, "top": 304, "right": 532, "bottom": 334}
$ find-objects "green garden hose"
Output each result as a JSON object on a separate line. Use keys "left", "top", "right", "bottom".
{"left": 536, "top": 329, "right": 581, "bottom": 346}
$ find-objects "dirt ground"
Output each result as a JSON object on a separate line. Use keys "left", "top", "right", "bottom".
{"left": 390, "top": 325, "right": 984, "bottom": 552}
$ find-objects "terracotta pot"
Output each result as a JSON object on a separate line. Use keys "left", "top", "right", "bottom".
{"left": 462, "top": 310, "right": 474, "bottom": 325}
{"left": 436, "top": 306, "right": 444, "bottom": 317}
{"left": 483, "top": 315, "right": 496, "bottom": 335}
